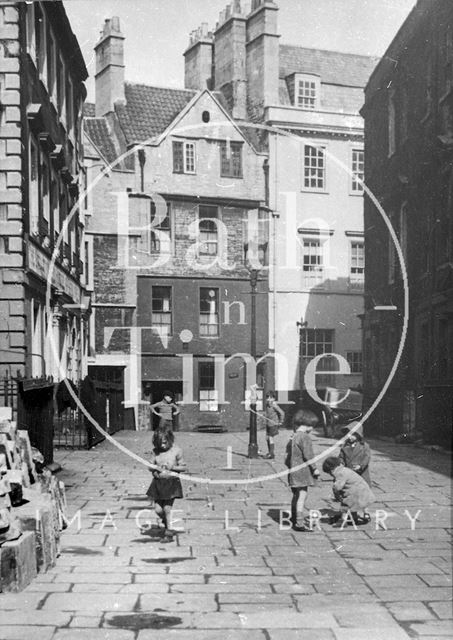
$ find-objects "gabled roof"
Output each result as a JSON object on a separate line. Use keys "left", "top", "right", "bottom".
{"left": 279, "top": 45, "right": 379, "bottom": 88}
{"left": 114, "top": 83, "right": 197, "bottom": 144}
{"left": 84, "top": 117, "right": 118, "bottom": 165}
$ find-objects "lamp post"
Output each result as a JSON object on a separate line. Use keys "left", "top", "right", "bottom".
{"left": 248, "top": 268, "right": 259, "bottom": 459}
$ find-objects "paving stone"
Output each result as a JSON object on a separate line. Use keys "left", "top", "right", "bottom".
{"left": 369, "top": 587, "right": 452, "bottom": 602}
{"left": 139, "top": 593, "right": 218, "bottom": 612}
{"left": 0, "top": 627, "right": 55, "bottom": 640}
{"left": 420, "top": 574, "right": 453, "bottom": 587}
{"left": 267, "top": 632, "right": 335, "bottom": 640}
{"left": 237, "top": 609, "right": 338, "bottom": 628}
{"left": 407, "top": 621, "right": 453, "bottom": 636}
{"left": 69, "top": 616, "right": 103, "bottom": 628}
{"left": 428, "top": 601, "right": 453, "bottom": 619}
{"left": 53, "top": 631, "right": 135, "bottom": 640}
{"left": 387, "top": 602, "right": 435, "bottom": 621}
{"left": 137, "top": 631, "right": 266, "bottom": 640}
{"left": 0, "top": 592, "right": 44, "bottom": 609}
{"left": 42, "top": 593, "right": 138, "bottom": 612}
{"left": 332, "top": 628, "right": 411, "bottom": 639}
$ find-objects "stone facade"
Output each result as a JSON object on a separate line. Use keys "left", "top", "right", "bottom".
{"left": 85, "top": 18, "right": 267, "bottom": 431}
{"left": 185, "top": 0, "right": 377, "bottom": 405}
{"left": 362, "top": 0, "right": 453, "bottom": 445}
{"left": 0, "top": 1, "right": 89, "bottom": 388}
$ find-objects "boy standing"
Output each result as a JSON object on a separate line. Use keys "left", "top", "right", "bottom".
{"left": 285, "top": 409, "right": 320, "bottom": 531}
{"left": 263, "top": 391, "right": 285, "bottom": 459}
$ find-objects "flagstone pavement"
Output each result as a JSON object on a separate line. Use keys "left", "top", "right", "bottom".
{"left": 0, "top": 428, "right": 451, "bottom": 640}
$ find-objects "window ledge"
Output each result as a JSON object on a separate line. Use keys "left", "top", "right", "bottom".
{"left": 301, "top": 189, "right": 329, "bottom": 195}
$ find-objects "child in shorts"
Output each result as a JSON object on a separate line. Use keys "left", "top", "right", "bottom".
{"left": 285, "top": 409, "right": 320, "bottom": 531}
{"left": 263, "top": 391, "right": 285, "bottom": 459}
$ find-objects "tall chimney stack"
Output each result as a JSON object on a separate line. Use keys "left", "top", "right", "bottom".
{"left": 94, "top": 16, "right": 125, "bottom": 116}
{"left": 246, "top": 0, "right": 279, "bottom": 121}
{"left": 213, "top": 1, "right": 247, "bottom": 120}
{"left": 183, "top": 23, "right": 214, "bottom": 90}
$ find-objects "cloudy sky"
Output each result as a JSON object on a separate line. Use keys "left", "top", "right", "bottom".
{"left": 64, "top": 0, "right": 416, "bottom": 100}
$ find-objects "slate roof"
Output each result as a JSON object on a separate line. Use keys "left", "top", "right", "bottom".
{"left": 84, "top": 117, "right": 118, "bottom": 164}
{"left": 114, "top": 83, "right": 197, "bottom": 144}
{"left": 279, "top": 45, "right": 379, "bottom": 88}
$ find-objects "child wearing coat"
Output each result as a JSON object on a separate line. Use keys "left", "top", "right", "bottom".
{"left": 339, "top": 422, "right": 371, "bottom": 486}
{"left": 146, "top": 426, "right": 187, "bottom": 542}
{"left": 263, "top": 391, "right": 285, "bottom": 459}
{"left": 285, "top": 409, "right": 320, "bottom": 531}
{"left": 322, "top": 456, "right": 374, "bottom": 526}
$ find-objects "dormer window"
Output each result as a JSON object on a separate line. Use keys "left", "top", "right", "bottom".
{"left": 296, "top": 74, "right": 320, "bottom": 110}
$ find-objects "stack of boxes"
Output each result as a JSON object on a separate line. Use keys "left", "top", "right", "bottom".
{"left": 0, "top": 408, "right": 67, "bottom": 592}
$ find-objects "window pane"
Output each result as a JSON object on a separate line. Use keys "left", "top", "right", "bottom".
{"left": 352, "top": 149, "right": 364, "bottom": 192}
{"left": 220, "top": 141, "right": 242, "bottom": 177}
{"left": 304, "top": 145, "right": 325, "bottom": 190}
{"left": 200, "top": 288, "right": 219, "bottom": 336}
{"left": 185, "top": 142, "right": 195, "bottom": 173}
{"left": 173, "top": 141, "right": 184, "bottom": 173}
{"left": 199, "top": 206, "right": 218, "bottom": 256}
{"left": 152, "top": 286, "right": 172, "bottom": 332}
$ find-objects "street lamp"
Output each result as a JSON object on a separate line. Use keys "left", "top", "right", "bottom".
{"left": 248, "top": 267, "right": 259, "bottom": 459}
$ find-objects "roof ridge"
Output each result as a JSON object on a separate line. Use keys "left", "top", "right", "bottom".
{"left": 280, "top": 43, "right": 380, "bottom": 61}
{"left": 125, "top": 81, "right": 196, "bottom": 93}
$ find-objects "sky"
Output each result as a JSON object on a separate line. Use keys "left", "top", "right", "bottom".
{"left": 63, "top": 0, "right": 417, "bottom": 102}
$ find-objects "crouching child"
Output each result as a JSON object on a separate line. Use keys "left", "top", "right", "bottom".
{"left": 322, "top": 456, "right": 374, "bottom": 527}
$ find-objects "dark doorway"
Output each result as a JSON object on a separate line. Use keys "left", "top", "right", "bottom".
{"left": 143, "top": 380, "right": 183, "bottom": 430}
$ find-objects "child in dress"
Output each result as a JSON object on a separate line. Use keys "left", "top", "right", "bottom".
{"left": 322, "top": 456, "right": 374, "bottom": 526}
{"left": 146, "top": 426, "right": 187, "bottom": 542}
{"left": 263, "top": 391, "right": 285, "bottom": 459}
{"left": 339, "top": 422, "right": 371, "bottom": 485}
{"left": 150, "top": 391, "right": 180, "bottom": 430}
{"left": 285, "top": 409, "right": 320, "bottom": 531}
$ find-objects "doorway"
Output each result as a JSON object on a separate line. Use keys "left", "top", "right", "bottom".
{"left": 142, "top": 380, "right": 183, "bottom": 430}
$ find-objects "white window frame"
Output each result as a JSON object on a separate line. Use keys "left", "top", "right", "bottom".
{"left": 173, "top": 140, "right": 196, "bottom": 174}
{"left": 302, "top": 144, "right": 327, "bottom": 192}
{"left": 350, "top": 148, "right": 364, "bottom": 194}
{"left": 198, "top": 205, "right": 219, "bottom": 257}
{"left": 199, "top": 287, "right": 220, "bottom": 337}
{"left": 151, "top": 285, "right": 173, "bottom": 335}
{"left": 198, "top": 360, "right": 219, "bottom": 412}
{"left": 349, "top": 240, "right": 365, "bottom": 286}
{"left": 296, "top": 75, "right": 320, "bottom": 110}
{"left": 302, "top": 238, "right": 324, "bottom": 288}
{"left": 300, "top": 328, "right": 335, "bottom": 372}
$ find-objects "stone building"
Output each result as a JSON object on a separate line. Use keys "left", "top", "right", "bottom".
{"left": 361, "top": 0, "right": 453, "bottom": 446}
{"left": 185, "top": 0, "right": 377, "bottom": 405}
{"left": 84, "top": 17, "right": 267, "bottom": 430}
{"left": 0, "top": 1, "right": 89, "bottom": 386}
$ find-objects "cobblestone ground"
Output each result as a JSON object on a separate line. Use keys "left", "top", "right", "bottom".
{"left": 1, "top": 429, "right": 452, "bottom": 640}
